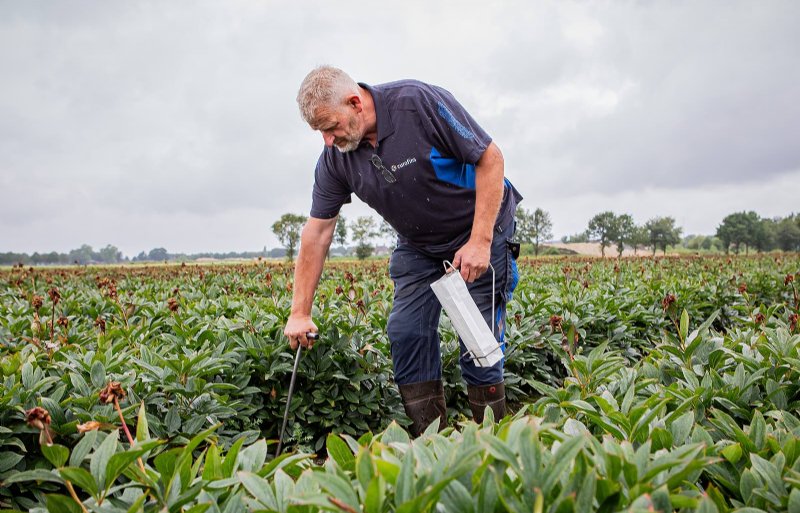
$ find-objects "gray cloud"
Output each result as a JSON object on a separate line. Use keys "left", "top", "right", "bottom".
{"left": 1, "top": 0, "right": 798, "bottom": 254}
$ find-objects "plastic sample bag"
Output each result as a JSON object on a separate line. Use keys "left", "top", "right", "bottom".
{"left": 430, "top": 265, "right": 502, "bottom": 368}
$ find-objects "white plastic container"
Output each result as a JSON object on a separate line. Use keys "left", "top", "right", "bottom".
{"left": 430, "top": 263, "right": 502, "bottom": 368}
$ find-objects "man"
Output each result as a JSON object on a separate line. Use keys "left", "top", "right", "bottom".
{"left": 284, "top": 65, "right": 521, "bottom": 436}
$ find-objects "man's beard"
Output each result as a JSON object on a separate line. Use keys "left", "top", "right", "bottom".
{"left": 335, "top": 138, "right": 360, "bottom": 153}
{"left": 334, "top": 116, "right": 363, "bottom": 153}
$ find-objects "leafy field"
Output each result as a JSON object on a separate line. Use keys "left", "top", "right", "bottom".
{"left": 1, "top": 254, "right": 799, "bottom": 512}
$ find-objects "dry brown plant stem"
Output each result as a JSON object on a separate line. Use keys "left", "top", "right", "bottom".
{"left": 65, "top": 481, "right": 90, "bottom": 513}
{"left": 113, "top": 397, "right": 146, "bottom": 473}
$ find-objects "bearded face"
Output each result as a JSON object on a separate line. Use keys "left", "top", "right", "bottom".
{"left": 312, "top": 105, "right": 365, "bottom": 153}
{"left": 333, "top": 112, "right": 363, "bottom": 153}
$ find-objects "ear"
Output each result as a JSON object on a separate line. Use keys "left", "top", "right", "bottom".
{"left": 346, "top": 94, "right": 363, "bottom": 113}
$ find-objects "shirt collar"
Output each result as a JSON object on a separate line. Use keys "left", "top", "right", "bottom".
{"left": 359, "top": 82, "right": 395, "bottom": 143}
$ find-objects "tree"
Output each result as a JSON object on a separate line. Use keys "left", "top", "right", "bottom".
{"left": 515, "top": 206, "right": 553, "bottom": 255}
{"left": 645, "top": 217, "right": 682, "bottom": 255}
{"left": 629, "top": 225, "right": 650, "bottom": 255}
{"left": 587, "top": 211, "right": 618, "bottom": 257}
{"left": 334, "top": 215, "right": 349, "bottom": 250}
{"left": 68, "top": 244, "right": 95, "bottom": 265}
{"left": 775, "top": 215, "right": 800, "bottom": 251}
{"left": 148, "top": 247, "right": 168, "bottom": 261}
{"left": 716, "top": 211, "right": 761, "bottom": 254}
{"left": 378, "top": 219, "right": 398, "bottom": 251}
{"left": 98, "top": 244, "right": 123, "bottom": 263}
{"left": 682, "top": 234, "right": 721, "bottom": 253}
{"left": 612, "top": 214, "right": 635, "bottom": 257}
{"left": 754, "top": 217, "right": 776, "bottom": 252}
{"left": 515, "top": 206, "right": 535, "bottom": 244}
{"left": 561, "top": 232, "right": 589, "bottom": 243}
{"left": 531, "top": 208, "right": 553, "bottom": 256}
{"left": 351, "top": 216, "right": 378, "bottom": 260}
{"left": 271, "top": 213, "right": 307, "bottom": 261}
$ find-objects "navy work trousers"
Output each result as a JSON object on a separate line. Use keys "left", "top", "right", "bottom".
{"left": 387, "top": 220, "right": 519, "bottom": 386}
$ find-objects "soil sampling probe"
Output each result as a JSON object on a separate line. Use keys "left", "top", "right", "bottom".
{"left": 275, "top": 332, "right": 318, "bottom": 457}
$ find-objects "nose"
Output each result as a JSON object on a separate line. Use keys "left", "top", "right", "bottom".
{"left": 322, "top": 131, "right": 335, "bottom": 147}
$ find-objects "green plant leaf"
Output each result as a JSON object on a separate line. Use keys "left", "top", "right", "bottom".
{"left": 721, "top": 443, "right": 743, "bottom": 465}
{"left": 740, "top": 468, "right": 760, "bottom": 504}
{"left": 695, "top": 494, "right": 719, "bottom": 513}
{"left": 440, "top": 479, "right": 474, "bottom": 513}
{"left": 706, "top": 484, "right": 730, "bottom": 513}
{"left": 69, "top": 430, "right": 98, "bottom": 468}
{"left": 0, "top": 451, "right": 24, "bottom": 473}
{"left": 314, "top": 473, "right": 360, "bottom": 511}
{"left": 89, "top": 430, "right": 118, "bottom": 490}
{"left": 184, "top": 504, "right": 211, "bottom": 513}
{"left": 21, "top": 362, "right": 34, "bottom": 390}
{"left": 575, "top": 468, "right": 596, "bottom": 513}
{"left": 750, "top": 411, "right": 766, "bottom": 451}
{"left": 125, "top": 492, "right": 147, "bottom": 513}
{"left": 680, "top": 309, "right": 689, "bottom": 342}
{"left": 273, "top": 469, "right": 294, "bottom": 512}
{"left": 46, "top": 493, "right": 82, "bottom": 513}
{"left": 41, "top": 444, "right": 69, "bottom": 469}
{"left": 381, "top": 421, "right": 410, "bottom": 446}
{"left": 238, "top": 438, "right": 267, "bottom": 473}
{"left": 202, "top": 444, "right": 222, "bottom": 481}
{"left": 356, "top": 447, "right": 375, "bottom": 492}
{"left": 222, "top": 436, "right": 246, "bottom": 477}
{"left": 476, "top": 467, "right": 498, "bottom": 513}
{"left": 650, "top": 485, "right": 672, "bottom": 512}
{"left": 326, "top": 433, "right": 354, "bottom": 469}
{"left": 749, "top": 454, "right": 785, "bottom": 500}
{"left": 395, "top": 450, "right": 415, "bottom": 505}
{"left": 3, "top": 469, "right": 64, "bottom": 485}
{"left": 375, "top": 458, "right": 400, "bottom": 486}
{"left": 789, "top": 487, "right": 800, "bottom": 513}
{"left": 365, "top": 475, "right": 386, "bottom": 513}
{"left": 238, "top": 471, "right": 277, "bottom": 510}
{"left": 105, "top": 443, "right": 159, "bottom": 490}
{"left": 136, "top": 402, "right": 149, "bottom": 442}
{"left": 669, "top": 410, "right": 695, "bottom": 444}
{"left": 90, "top": 361, "right": 105, "bottom": 389}
{"left": 543, "top": 436, "right": 584, "bottom": 494}
{"left": 59, "top": 467, "right": 99, "bottom": 497}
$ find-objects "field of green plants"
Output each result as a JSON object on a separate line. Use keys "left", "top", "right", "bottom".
{"left": 1, "top": 254, "right": 799, "bottom": 512}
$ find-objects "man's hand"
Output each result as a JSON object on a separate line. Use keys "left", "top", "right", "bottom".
{"left": 283, "top": 216, "right": 335, "bottom": 350}
{"left": 452, "top": 238, "right": 492, "bottom": 283}
{"left": 454, "top": 142, "right": 503, "bottom": 283}
{"left": 284, "top": 314, "right": 318, "bottom": 350}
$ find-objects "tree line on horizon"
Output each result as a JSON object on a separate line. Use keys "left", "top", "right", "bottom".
{"left": 270, "top": 208, "right": 800, "bottom": 260}
{"left": 560, "top": 211, "right": 800, "bottom": 256}
{"left": 0, "top": 245, "right": 273, "bottom": 266}
{"left": 2, "top": 210, "right": 798, "bottom": 266}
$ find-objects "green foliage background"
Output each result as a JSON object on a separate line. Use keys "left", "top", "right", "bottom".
{"left": 0, "top": 254, "right": 799, "bottom": 511}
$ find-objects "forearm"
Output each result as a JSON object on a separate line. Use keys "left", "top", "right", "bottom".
{"left": 470, "top": 142, "right": 505, "bottom": 243}
{"left": 290, "top": 221, "right": 334, "bottom": 317}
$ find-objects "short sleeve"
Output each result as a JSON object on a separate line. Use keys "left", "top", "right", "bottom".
{"left": 310, "top": 152, "right": 352, "bottom": 219}
{"left": 417, "top": 85, "right": 492, "bottom": 165}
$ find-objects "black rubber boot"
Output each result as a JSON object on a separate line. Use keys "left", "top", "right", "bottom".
{"left": 467, "top": 382, "right": 506, "bottom": 423}
{"left": 398, "top": 379, "right": 447, "bottom": 437}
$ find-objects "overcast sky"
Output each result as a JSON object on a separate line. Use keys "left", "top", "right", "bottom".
{"left": 1, "top": 0, "right": 798, "bottom": 256}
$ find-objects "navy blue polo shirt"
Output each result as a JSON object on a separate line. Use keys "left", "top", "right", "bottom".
{"left": 310, "top": 79, "right": 522, "bottom": 258}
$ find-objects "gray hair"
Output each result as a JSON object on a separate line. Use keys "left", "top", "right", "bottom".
{"left": 296, "top": 65, "right": 360, "bottom": 126}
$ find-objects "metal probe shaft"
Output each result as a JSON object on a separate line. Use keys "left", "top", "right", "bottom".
{"left": 275, "top": 332, "right": 317, "bottom": 457}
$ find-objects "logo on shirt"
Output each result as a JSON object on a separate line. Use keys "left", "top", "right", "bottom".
{"left": 390, "top": 157, "right": 418, "bottom": 172}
